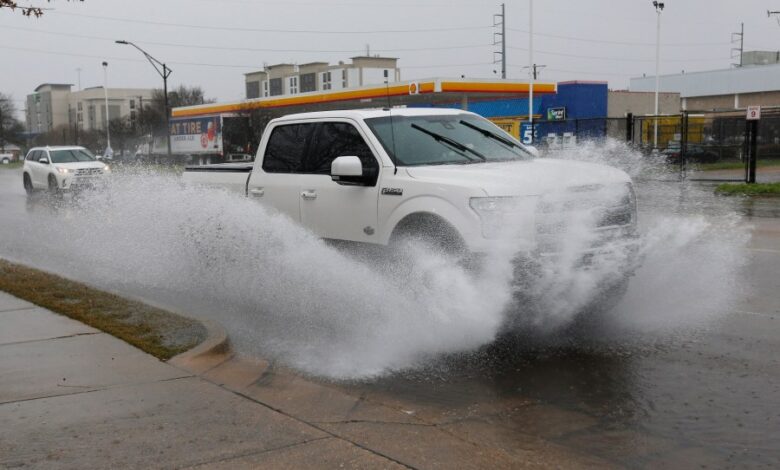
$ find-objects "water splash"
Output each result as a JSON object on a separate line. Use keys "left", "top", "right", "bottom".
{"left": 0, "top": 144, "right": 751, "bottom": 378}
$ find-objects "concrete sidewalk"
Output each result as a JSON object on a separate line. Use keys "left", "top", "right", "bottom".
{"left": 0, "top": 291, "right": 613, "bottom": 469}
{"left": 0, "top": 291, "right": 401, "bottom": 469}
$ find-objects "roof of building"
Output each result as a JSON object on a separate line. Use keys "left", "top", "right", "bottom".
{"left": 33, "top": 83, "right": 73, "bottom": 92}
{"left": 630, "top": 63, "right": 780, "bottom": 97}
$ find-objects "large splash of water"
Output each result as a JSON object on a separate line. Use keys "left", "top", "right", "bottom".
{"left": 0, "top": 141, "right": 751, "bottom": 378}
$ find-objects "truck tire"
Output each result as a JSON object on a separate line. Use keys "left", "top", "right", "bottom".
{"left": 390, "top": 213, "right": 467, "bottom": 259}
{"left": 23, "top": 173, "right": 34, "bottom": 195}
{"left": 48, "top": 174, "right": 60, "bottom": 195}
{"left": 1, "top": 157, "right": 9, "bottom": 164}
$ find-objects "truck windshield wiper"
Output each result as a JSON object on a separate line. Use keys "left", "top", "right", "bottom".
{"left": 459, "top": 120, "right": 528, "bottom": 155}
{"left": 411, "top": 123, "right": 486, "bottom": 162}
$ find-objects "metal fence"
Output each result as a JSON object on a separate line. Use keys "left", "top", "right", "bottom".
{"left": 534, "top": 108, "right": 780, "bottom": 183}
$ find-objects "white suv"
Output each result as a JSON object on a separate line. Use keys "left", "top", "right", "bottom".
{"left": 23, "top": 146, "right": 110, "bottom": 194}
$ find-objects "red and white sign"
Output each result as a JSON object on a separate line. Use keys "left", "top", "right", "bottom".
{"left": 746, "top": 106, "right": 761, "bottom": 121}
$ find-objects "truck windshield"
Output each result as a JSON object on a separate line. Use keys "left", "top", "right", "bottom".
{"left": 365, "top": 114, "right": 532, "bottom": 166}
{"left": 50, "top": 149, "right": 96, "bottom": 163}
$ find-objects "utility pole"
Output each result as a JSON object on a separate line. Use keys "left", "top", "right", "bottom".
{"left": 0, "top": 99, "right": 5, "bottom": 153}
{"left": 652, "top": 1, "right": 665, "bottom": 150}
{"left": 493, "top": 3, "right": 506, "bottom": 79}
{"left": 731, "top": 23, "right": 744, "bottom": 67}
{"left": 523, "top": 64, "right": 546, "bottom": 80}
{"left": 769, "top": 10, "right": 780, "bottom": 25}
{"left": 76, "top": 67, "right": 82, "bottom": 91}
{"left": 102, "top": 61, "right": 112, "bottom": 157}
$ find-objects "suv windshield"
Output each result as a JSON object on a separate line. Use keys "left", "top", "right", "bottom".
{"left": 365, "top": 114, "right": 532, "bottom": 166}
{"left": 49, "top": 149, "right": 96, "bottom": 163}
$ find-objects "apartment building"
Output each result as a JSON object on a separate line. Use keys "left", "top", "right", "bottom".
{"left": 245, "top": 56, "right": 401, "bottom": 99}
{"left": 26, "top": 84, "right": 154, "bottom": 134}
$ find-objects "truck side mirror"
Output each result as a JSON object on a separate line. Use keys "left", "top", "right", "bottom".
{"left": 525, "top": 145, "right": 541, "bottom": 158}
{"left": 331, "top": 156, "right": 367, "bottom": 185}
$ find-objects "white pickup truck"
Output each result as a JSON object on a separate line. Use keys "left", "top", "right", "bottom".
{"left": 184, "top": 108, "right": 638, "bottom": 275}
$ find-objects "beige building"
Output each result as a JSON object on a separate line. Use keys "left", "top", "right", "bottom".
{"left": 607, "top": 90, "right": 681, "bottom": 118}
{"left": 630, "top": 55, "right": 780, "bottom": 111}
{"left": 26, "top": 84, "right": 154, "bottom": 134}
{"left": 245, "top": 56, "right": 401, "bottom": 99}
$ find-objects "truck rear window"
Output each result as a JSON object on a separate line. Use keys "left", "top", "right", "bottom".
{"left": 262, "top": 124, "right": 314, "bottom": 173}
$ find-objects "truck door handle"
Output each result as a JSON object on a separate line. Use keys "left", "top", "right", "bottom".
{"left": 249, "top": 188, "right": 265, "bottom": 197}
{"left": 301, "top": 190, "right": 317, "bottom": 200}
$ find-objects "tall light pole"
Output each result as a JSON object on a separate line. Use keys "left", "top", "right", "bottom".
{"left": 653, "top": 1, "right": 664, "bottom": 149}
{"left": 102, "top": 61, "right": 112, "bottom": 158}
{"left": 115, "top": 40, "right": 172, "bottom": 159}
{"left": 528, "top": 0, "right": 534, "bottom": 139}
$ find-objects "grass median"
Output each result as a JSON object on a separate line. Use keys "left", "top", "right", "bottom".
{"left": 0, "top": 259, "right": 205, "bottom": 360}
{"left": 715, "top": 182, "right": 780, "bottom": 196}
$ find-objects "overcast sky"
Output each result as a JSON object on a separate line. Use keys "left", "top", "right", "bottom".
{"left": 2, "top": 0, "right": 780, "bottom": 118}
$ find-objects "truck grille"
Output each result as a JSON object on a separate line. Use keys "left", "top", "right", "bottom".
{"left": 535, "top": 183, "right": 636, "bottom": 254}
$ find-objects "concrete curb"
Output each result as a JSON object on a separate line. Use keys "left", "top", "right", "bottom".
{"left": 168, "top": 319, "right": 232, "bottom": 374}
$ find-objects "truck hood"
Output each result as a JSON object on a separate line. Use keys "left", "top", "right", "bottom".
{"left": 405, "top": 159, "right": 631, "bottom": 196}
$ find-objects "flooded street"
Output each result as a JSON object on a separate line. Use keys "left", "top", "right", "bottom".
{"left": 1, "top": 167, "right": 779, "bottom": 467}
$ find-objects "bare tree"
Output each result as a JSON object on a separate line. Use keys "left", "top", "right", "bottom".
{"left": 0, "top": 93, "right": 25, "bottom": 151}
{"left": 0, "top": 0, "right": 83, "bottom": 17}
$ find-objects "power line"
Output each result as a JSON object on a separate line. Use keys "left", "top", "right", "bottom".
{"left": 507, "top": 27, "right": 729, "bottom": 47}
{"left": 507, "top": 45, "right": 729, "bottom": 63}
{"left": 49, "top": 11, "right": 493, "bottom": 34}
{"left": 0, "top": 24, "right": 492, "bottom": 54}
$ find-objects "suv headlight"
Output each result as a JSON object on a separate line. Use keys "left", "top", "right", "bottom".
{"left": 470, "top": 196, "right": 537, "bottom": 239}
{"left": 103, "top": 164, "right": 111, "bottom": 173}
{"left": 56, "top": 166, "right": 70, "bottom": 174}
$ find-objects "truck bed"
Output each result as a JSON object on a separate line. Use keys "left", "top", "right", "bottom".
{"left": 183, "top": 163, "right": 253, "bottom": 194}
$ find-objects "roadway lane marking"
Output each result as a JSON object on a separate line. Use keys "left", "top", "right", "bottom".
{"left": 748, "top": 248, "right": 780, "bottom": 254}
{"left": 733, "top": 310, "right": 776, "bottom": 318}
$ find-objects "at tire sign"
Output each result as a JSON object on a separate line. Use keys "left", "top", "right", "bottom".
{"left": 747, "top": 106, "right": 761, "bottom": 121}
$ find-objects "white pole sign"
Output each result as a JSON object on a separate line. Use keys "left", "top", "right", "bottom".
{"left": 746, "top": 106, "right": 761, "bottom": 120}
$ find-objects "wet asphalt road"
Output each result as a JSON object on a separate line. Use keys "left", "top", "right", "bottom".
{"left": 1, "top": 166, "right": 779, "bottom": 468}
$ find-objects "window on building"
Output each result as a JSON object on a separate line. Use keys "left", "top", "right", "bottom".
{"left": 77, "top": 113, "right": 83, "bottom": 122}
{"left": 300, "top": 73, "right": 316, "bottom": 93}
{"left": 246, "top": 81, "right": 260, "bottom": 99}
{"left": 262, "top": 80, "right": 269, "bottom": 97}
{"left": 322, "top": 72, "right": 332, "bottom": 90}
{"left": 77, "top": 102, "right": 82, "bottom": 111}
{"left": 269, "top": 78, "right": 283, "bottom": 96}
{"left": 342, "top": 69, "right": 348, "bottom": 88}
{"left": 129, "top": 99, "right": 135, "bottom": 109}
{"left": 289, "top": 76, "right": 299, "bottom": 94}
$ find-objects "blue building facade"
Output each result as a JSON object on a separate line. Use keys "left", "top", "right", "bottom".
{"left": 412, "top": 81, "right": 609, "bottom": 144}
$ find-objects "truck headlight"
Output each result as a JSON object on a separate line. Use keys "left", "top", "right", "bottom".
{"left": 56, "top": 166, "right": 70, "bottom": 174}
{"left": 103, "top": 164, "right": 111, "bottom": 173}
{"left": 470, "top": 196, "right": 537, "bottom": 239}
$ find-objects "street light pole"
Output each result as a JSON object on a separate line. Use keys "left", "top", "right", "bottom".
{"left": 115, "top": 40, "right": 172, "bottom": 159}
{"left": 653, "top": 1, "right": 664, "bottom": 150}
{"left": 102, "top": 61, "right": 112, "bottom": 157}
{"left": 528, "top": 0, "right": 534, "bottom": 137}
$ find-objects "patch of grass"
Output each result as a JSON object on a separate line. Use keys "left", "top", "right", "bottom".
{"left": 0, "top": 259, "right": 205, "bottom": 360}
{"left": 694, "top": 160, "right": 780, "bottom": 171}
{"left": 0, "top": 161, "right": 23, "bottom": 170}
{"left": 715, "top": 182, "right": 780, "bottom": 196}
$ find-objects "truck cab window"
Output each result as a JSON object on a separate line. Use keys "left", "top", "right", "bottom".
{"left": 262, "top": 123, "right": 314, "bottom": 173}
{"left": 305, "top": 122, "right": 378, "bottom": 176}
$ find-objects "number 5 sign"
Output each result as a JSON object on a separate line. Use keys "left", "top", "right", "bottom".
{"left": 747, "top": 106, "right": 761, "bottom": 121}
